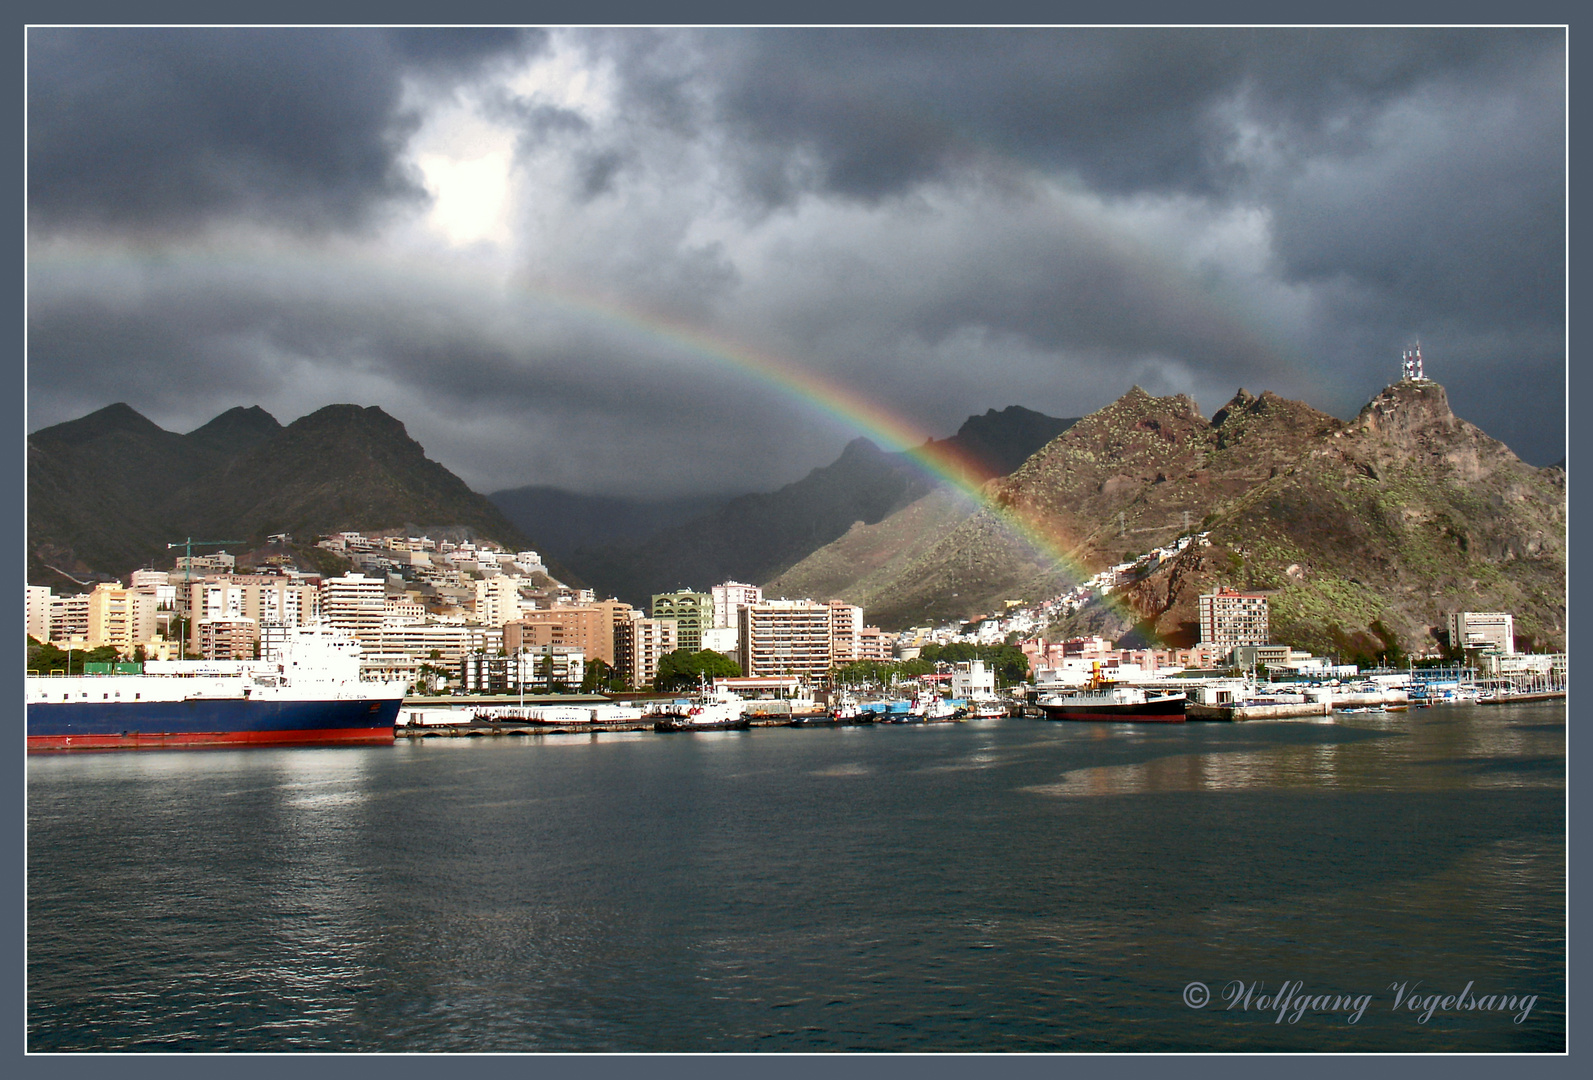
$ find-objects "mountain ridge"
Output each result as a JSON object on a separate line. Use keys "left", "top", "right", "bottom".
{"left": 28, "top": 403, "right": 541, "bottom": 586}
{"left": 543, "top": 406, "right": 1079, "bottom": 606}
{"left": 769, "top": 381, "right": 1565, "bottom": 654}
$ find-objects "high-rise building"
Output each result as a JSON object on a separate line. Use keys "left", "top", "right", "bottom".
{"left": 1197, "top": 588, "right": 1270, "bottom": 655}
{"left": 86, "top": 582, "right": 133, "bottom": 652}
{"left": 50, "top": 593, "right": 90, "bottom": 644}
{"left": 320, "top": 572, "right": 385, "bottom": 643}
{"left": 711, "top": 581, "right": 763, "bottom": 629}
{"left": 652, "top": 590, "right": 713, "bottom": 652}
{"left": 505, "top": 605, "right": 627, "bottom": 668}
{"left": 189, "top": 575, "right": 322, "bottom": 654}
{"left": 615, "top": 616, "right": 677, "bottom": 689}
{"left": 26, "top": 585, "right": 52, "bottom": 641}
{"left": 474, "top": 576, "right": 523, "bottom": 628}
{"left": 738, "top": 599, "right": 833, "bottom": 679}
{"left": 197, "top": 617, "right": 255, "bottom": 660}
{"left": 1448, "top": 611, "right": 1515, "bottom": 655}
{"left": 828, "top": 600, "right": 864, "bottom": 664}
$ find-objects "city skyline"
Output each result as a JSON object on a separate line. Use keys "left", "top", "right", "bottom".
{"left": 27, "top": 26, "right": 1567, "bottom": 499}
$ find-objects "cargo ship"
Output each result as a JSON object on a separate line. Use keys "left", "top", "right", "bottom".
{"left": 26, "top": 625, "right": 406, "bottom": 750}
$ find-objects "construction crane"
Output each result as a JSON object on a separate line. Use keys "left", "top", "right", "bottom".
{"left": 166, "top": 537, "right": 243, "bottom": 653}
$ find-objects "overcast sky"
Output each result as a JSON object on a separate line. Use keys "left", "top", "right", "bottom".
{"left": 27, "top": 27, "right": 1566, "bottom": 498}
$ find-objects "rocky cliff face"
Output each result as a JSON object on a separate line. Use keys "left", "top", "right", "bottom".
{"left": 770, "top": 381, "right": 1565, "bottom": 654}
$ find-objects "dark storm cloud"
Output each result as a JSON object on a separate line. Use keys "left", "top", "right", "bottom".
{"left": 25, "top": 257, "right": 846, "bottom": 498}
{"left": 27, "top": 27, "right": 545, "bottom": 234}
{"left": 657, "top": 28, "right": 1550, "bottom": 206}
{"left": 387, "top": 28, "right": 545, "bottom": 78}
{"left": 25, "top": 28, "right": 1568, "bottom": 495}
{"left": 604, "top": 27, "right": 1560, "bottom": 462}
{"left": 1269, "top": 44, "right": 1565, "bottom": 330}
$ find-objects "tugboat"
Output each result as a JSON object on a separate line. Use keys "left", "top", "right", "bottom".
{"left": 829, "top": 692, "right": 864, "bottom": 723}
{"left": 651, "top": 685, "right": 750, "bottom": 731}
{"left": 913, "top": 693, "right": 963, "bottom": 723}
{"left": 1034, "top": 664, "right": 1186, "bottom": 723}
{"left": 964, "top": 697, "right": 1010, "bottom": 719}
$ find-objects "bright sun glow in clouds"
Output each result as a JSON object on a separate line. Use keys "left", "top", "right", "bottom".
{"left": 417, "top": 150, "right": 513, "bottom": 246}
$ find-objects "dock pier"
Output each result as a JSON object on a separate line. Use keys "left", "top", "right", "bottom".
{"left": 1185, "top": 701, "right": 1333, "bottom": 721}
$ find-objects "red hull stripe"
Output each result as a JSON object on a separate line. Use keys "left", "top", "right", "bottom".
{"left": 1041, "top": 711, "right": 1186, "bottom": 723}
{"left": 27, "top": 727, "right": 394, "bottom": 751}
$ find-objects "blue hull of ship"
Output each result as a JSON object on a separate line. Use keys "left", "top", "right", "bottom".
{"left": 28, "top": 697, "right": 401, "bottom": 749}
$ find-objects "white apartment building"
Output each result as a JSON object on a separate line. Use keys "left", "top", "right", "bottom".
{"left": 951, "top": 660, "right": 997, "bottom": 700}
{"left": 321, "top": 572, "right": 385, "bottom": 643}
{"left": 701, "top": 627, "right": 739, "bottom": 655}
{"left": 49, "top": 592, "right": 90, "bottom": 644}
{"left": 367, "top": 621, "right": 501, "bottom": 667}
{"left": 26, "top": 585, "right": 52, "bottom": 641}
{"left": 514, "top": 645, "right": 585, "bottom": 689}
{"left": 712, "top": 581, "right": 764, "bottom": 629}
{"left": 474, "top": 576, "right": 524, "bottom": 628}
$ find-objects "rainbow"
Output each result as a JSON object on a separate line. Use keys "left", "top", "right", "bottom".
{"left": 29, "top": 241, "right": 1165, "bottom": 634}
{"left": 518, "top": 275, "right": 1106, "bottom": 572}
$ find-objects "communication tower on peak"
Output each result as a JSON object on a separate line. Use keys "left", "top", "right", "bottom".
{"left": 1401, "top": 343, "right": 1427, "bottom": 382}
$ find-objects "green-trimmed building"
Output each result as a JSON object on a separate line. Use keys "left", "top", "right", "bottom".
{"left": 651, "top": 590, "right": 713, "bottom": 653}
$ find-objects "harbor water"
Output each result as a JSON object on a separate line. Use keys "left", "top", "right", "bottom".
{"left": 28, "top": 702, "right": 1564, "bottom": 1052}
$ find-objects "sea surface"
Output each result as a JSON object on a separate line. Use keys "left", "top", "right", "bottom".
{"left": 27, "top": 703, "right": 1565, "bottom": 1053}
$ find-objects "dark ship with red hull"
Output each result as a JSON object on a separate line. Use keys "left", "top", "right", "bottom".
{"left": 1035, "top": 666, "right": 1186, "bottom": 723}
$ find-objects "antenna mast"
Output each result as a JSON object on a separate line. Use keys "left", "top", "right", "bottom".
{"left": 1401, "top": 342, "right": 1427, "bottom": 382}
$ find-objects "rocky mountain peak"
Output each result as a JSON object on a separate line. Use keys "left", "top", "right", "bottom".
{"left": 836, "top": 436, "right": 885, "bottom": 461}
{"left": 31, "top": 401, "right": 170, "bottom": 445}
{"left": 1356, "top": 380, "right": 1458, "bottom": 441}
{"left": 183, "top": 405, "right": 283, "bottom": 458}
{"left": 1211, "top": 389, "right": 1257, "bottom": 427}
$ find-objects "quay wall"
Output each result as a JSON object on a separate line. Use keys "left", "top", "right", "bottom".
{"left": 1186, "top": 701, "right": 1332, "bottom": 722}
